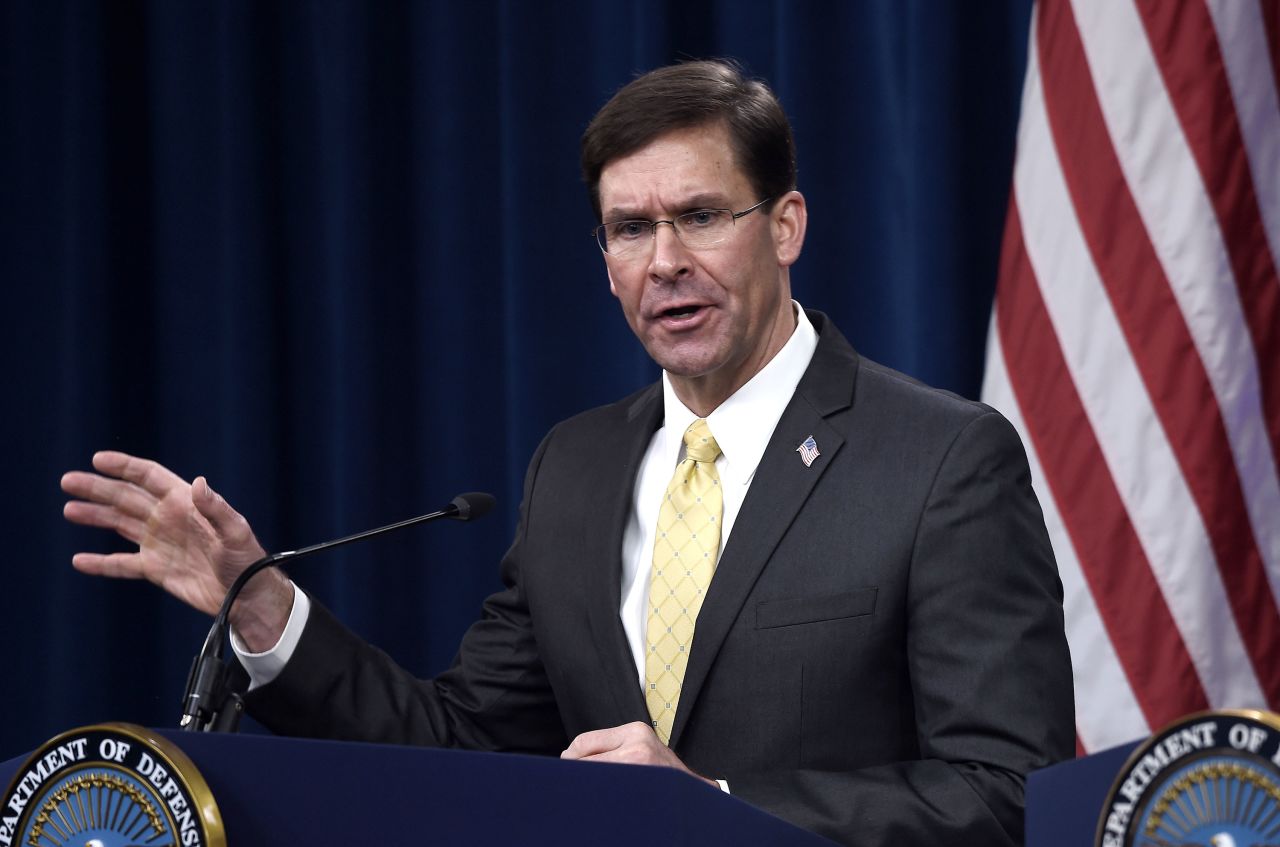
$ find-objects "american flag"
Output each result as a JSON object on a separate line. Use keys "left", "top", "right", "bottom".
{"left": 796, "top": 435, "right": 820, "bottom": 468}
{"left": 980, "top": 0, "right": 1280, "bottom": 753}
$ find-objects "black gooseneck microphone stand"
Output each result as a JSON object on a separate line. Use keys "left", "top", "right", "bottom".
{"left": 178, "top": 491, "right": 495, "bottom": 732}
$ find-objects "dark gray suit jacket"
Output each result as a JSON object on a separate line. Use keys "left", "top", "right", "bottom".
{"left": 247, "top": 312, "right": 1075, "bottom": 845}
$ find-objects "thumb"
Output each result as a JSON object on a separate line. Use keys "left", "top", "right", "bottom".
{"left": 192, "top": 476, "right": 254, "bottom": 547}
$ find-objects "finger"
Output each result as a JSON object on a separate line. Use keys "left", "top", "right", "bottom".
{"left": 61, "top": 469, "right": 113, "bottom": 499}
{"left": 61, "top": 471, "right": 158, "bottom": 520}
{"left": 71, "top": 551, "right": 147, "bottom": 580}
{"left": 92, "top": 451, "right": 188, "bottom": 498}
{"left": 561, "top": 722, "right": 654, "bottom": 758}
{"left": 191, "top": 477, "right": 257, "bottom": 549}
{"left": 62, "top": 501, "right": 149, "bottom": 544}
{"left": 575, "top": 735, "right": 694, "bottom": 773}
{"left": 575, "top": 744, "right": 664, "bottom": 766}
{"left": 576, "top": 750, "right": 623, "bottom": 763}
{"left": 561, "top": 725, "right": 627, "bottom": 759}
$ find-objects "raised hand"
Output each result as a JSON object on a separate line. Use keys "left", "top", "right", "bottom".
{"left": 61, "top": 451, "right": 293, "bottom": 650}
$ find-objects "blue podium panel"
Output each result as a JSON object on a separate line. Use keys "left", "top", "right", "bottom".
{"left": 1, "top": 730, "right": 834, "bottom": 846}
{"left": 1026, "top": 741, "right": 1139, "bottom": 847}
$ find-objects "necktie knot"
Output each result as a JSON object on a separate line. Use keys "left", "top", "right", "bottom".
{"left": 683, "top": 419, "right": 722, "bottom": 464}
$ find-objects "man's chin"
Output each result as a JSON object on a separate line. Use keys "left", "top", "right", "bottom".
{"left": 648, "top": 348, "right": 724, "bottom": 381}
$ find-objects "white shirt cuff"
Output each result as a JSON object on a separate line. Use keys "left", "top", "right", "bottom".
{"left": 230, "top": 580, "right": 311, "bottom": 690}
{"left": 716, "top": 779, "right": 730, "bottom": 793}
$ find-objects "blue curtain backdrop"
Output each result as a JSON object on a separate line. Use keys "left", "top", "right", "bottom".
{"left": 1, "top": 0, "right": 1032, "bottom": 755}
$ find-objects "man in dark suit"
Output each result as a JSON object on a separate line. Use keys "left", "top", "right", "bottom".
{"left": 62, "top": 61, "right": 1074, "bottom": 845}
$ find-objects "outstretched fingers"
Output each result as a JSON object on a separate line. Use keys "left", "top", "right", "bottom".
{"left": 62, "top": 500, "right": 149, "bottom": 544}
{"left": 91, "top": 451, "right": 187, "bottom": 498}
{"left": 71, "top": 551, "right": 147, "bottom": 580}
{"left": 61, "top": 470, "right": 160, "bottom": 522}
{"left": 62, "top": 454, "right": 270, "bottom": 621}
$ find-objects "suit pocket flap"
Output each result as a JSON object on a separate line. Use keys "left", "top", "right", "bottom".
{"left": 755, "top": 587, "right": 878, "bottom": 629}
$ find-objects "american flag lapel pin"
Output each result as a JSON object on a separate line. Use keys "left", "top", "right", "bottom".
{"left": 796, "top": 435, "right": 820, "bottom": 467}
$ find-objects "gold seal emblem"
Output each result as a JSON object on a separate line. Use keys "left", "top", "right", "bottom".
{"left": 1096, "top": 709, "right": 1280, "bottom": 847}
{"left": 1, "top": 723, "right": 224, "bottom": 847}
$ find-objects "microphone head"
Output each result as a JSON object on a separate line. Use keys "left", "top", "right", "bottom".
{"left": 450, "top": 491, "right": 496, "bottom": 521}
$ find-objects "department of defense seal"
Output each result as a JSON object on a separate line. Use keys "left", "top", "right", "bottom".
{"left": 1097, "top": 709, "right": 1280, "bottom": 847}
{"left": 0, "top": 723, "right": 224, "bottom": 847}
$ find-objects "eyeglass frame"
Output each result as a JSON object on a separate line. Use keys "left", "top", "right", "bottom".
{"left": 592, "top": 197, "right": 774, "bottom": 257}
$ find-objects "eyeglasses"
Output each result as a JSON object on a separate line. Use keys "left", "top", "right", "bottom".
{"left": 593, "top": 197, "right": 773, "bottom": 259}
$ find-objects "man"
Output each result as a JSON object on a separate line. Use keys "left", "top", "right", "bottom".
{"left": 62, "top": 60, "right": 1074, "bottom": 845}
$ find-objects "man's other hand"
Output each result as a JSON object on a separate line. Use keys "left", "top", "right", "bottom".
{"left": 61, "top": 450, "right": 292, "bottom": 651}
{"left": 560, "top": 722, "right": 718, "bottom": 787}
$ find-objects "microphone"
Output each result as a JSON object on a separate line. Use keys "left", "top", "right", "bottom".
{"left": 178, "top": 492, "right": 496, "bottom": 732}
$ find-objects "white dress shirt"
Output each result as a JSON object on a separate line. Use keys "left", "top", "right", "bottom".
{"left": 618, "top": 305, "right": 817, "bottom": 682}
{"left": 236, "top": 305, "right": 819, "bottom": 704}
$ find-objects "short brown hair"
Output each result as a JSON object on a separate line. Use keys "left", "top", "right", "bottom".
{"left": 580, "top": 59, "right": 797, "bottom": 220}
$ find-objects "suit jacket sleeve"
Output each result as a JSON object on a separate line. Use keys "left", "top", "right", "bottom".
{"left": 243, "top": 429, "right": 570, "bottom": 755}
{"left": 723, "top": 410, "right": 1074, "bottom": 845}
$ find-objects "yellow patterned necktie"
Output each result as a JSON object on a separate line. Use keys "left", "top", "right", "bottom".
{"left": 645, "top": 418, "right": 723, "bottom": 745}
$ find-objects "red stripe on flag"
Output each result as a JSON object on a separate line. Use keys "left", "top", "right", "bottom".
{"left": 996, "top": 202, "right": 1209, "bottom": 728}
{"left": 1137, "top": 0, "right": 1280, "bottom": 478}
{"left": 1036, "top": 0, "right": 1280, "bottom": 706}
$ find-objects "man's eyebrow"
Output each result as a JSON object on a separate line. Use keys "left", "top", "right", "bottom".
{"left": 602, "top": 206, "right": 647, "bottom": 222}
{"left": 678, "top": 193, "right": 732, "bottom": 210}
{"left": 603, "top": 194, "right": 733, "bottom": 222}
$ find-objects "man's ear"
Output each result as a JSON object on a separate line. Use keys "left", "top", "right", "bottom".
{"left": 606, "top": 264, "right": 619, "bottom": 298}
{"left": 772, "top": 191, "right": 808, "bottom": 268}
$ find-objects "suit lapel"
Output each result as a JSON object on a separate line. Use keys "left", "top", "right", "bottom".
{"left": 669, "top": 313, "right": 859, "bottom": 746}
{"left": 584, "top": 383, "right": 663, "bottom": 726}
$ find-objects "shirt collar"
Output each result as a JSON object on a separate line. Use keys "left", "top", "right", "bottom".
{"left": 660, "top": 303, "right": 819, "bottom": 486}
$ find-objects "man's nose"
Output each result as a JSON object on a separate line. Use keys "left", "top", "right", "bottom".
{"left": 648, "top": 221, "right": 692, "bottom": 281}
